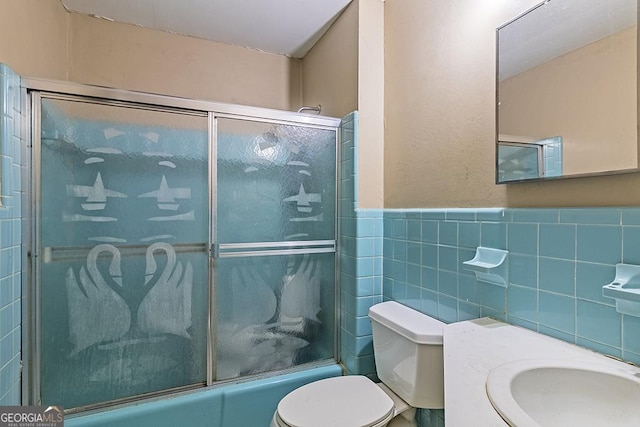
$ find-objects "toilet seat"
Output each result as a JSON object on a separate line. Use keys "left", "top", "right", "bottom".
{"left": 275, "top": 376, "right": 395, "bottom": 427}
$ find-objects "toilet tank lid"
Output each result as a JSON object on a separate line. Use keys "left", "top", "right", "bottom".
{"left": 368, "top": 301, "right": 445, "bottom": 344}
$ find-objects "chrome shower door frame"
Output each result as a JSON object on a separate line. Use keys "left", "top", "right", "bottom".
{"left": 22, "top": 78, "right": 341, "bottom": 412}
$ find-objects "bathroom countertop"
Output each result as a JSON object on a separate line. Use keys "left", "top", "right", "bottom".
{"left": 443, "top": 317, "right": 630, "bottom": 427}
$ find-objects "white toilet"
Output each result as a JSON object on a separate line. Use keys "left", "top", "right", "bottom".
{"left": 271, "top": 301, "right": 445, "bottom": 427}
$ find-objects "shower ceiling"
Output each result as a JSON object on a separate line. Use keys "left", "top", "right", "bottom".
{"left": 60, "top": 0, "right": 352, "bottom": 58}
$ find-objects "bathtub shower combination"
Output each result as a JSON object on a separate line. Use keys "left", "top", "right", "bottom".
{"left": 24, "top": 80, "right": 340, "bottom": 413}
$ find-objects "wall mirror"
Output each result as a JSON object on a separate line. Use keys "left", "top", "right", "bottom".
{"left": 496, "top": 0, "right": 638, "bottom": 183}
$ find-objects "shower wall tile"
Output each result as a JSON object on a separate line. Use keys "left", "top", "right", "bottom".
{"left": 0, "top": 64, "right": 22, "bottom": 405}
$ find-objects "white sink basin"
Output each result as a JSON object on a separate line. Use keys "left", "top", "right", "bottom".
{"left": 486, "top": 359, "right": 640, "bottom": 427}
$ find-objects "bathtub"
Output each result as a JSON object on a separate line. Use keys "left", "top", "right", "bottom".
{"left": 66, "top": 364, "right": 342, "bottom": 427}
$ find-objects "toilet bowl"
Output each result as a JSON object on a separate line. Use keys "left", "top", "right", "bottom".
{"left": 271, "top": 301, "right": 445, "bottom": 427}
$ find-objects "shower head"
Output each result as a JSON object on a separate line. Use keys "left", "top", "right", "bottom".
{"left": 297, "top": 105, "right": 322, "bottom": 114}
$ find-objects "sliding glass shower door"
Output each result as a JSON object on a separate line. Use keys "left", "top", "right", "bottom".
{"left": 36, "top": 96, "right": 210, "bottom": 409}
{"left": 214, "top": 117, "right": 336, "bottom": 381}
{"left": 30, "top": 87, "right": 338, "bottom": 412}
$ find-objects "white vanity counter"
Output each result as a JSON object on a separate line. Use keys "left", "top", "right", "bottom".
{"left": 443, "top": 318, "right": 634, "bottom": 426}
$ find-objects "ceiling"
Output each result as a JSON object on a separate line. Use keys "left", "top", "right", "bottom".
{"left": 60, "top": 0, "right": 352, "bottom": 58}
{"left": 499, "top": 0, "right": 636, "bottom": 80}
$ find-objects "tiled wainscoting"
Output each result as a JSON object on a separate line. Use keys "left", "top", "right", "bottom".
{"left": 382, "top": 207, "right": 640, "bottom": 426}
{"left": 381, "top": 207, "right": 640, "bottom": 363}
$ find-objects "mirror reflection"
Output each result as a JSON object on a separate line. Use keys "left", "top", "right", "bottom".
{"left": 496, "top": 0, "right": 638, "bottom": 183}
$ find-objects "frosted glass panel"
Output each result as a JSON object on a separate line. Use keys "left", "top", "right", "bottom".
{"left": 39, "top": 98, "right": 208, "bottom": 409}
{"left": 215, "top": 253, "right": 335, "bottom": 380}
{"left": 215, "top": 117, "right": 337, "bottom": 381}
{"left": 497, "top": 143, "right": 541, "bottom": 181}
{"left": 217, "top": 118, "right": 336, "bottom": 243}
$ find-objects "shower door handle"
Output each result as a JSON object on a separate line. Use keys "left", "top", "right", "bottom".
{"left": 213, "top": 240, "right": 335, "bottom": 259}
{"left": 210, "top": 242, "right": 220, "bottom": 259}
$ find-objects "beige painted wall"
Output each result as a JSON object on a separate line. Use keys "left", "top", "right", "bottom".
{"left": 500, "top": 26, "right": 637, "bottom": 176}
{"left": 68, "top": 14, "right": 302, "bottom": 110}
{"left": 9, "top": 0, "right": 640, "bottom": 208}
{"left": 0, "top": 0, "right": 69, "bottom": 80}
{"left": 302, "top": 0, "right": 383, "bottom": 208}
{"left": 357, "top": 0, "right": 385, "bottom": 208}
{"left": 384, "top": 0, "right": 640, "bottom": 208}
{"left": 302, "top": 1, "right": 358, "bottom": 118}
{"left": 0, "top": 0, "right": 302, "bottom": 111}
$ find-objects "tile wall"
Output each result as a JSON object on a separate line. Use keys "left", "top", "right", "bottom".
{"left": 0, "top": 64, "right": 23, "bottom": 405}
{"left": 376, "top": 207, "right": 640, "bottom": 427}
{"left": 381, "top": 207, "right": 640, "bottom": 364}
{"left": 338, "top": 111, "right": 385, "bottom": 378}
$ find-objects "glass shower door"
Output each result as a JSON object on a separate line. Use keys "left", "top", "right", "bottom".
{"left": 214, "top": 117, "right": 336, "bottom": 380}
{"left": 36, "top": 96, "right": 209, "bottom": 409}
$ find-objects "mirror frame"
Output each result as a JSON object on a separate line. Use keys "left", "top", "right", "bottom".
{"left": 495, "top": 0, "right": 640, "bottom": 184}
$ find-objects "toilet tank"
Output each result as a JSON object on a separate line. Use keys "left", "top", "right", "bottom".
{"left": 368, "top": 301, "right": 445, "bottom": 409}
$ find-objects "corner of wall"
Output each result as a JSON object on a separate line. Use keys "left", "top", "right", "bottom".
{"left": 339, "top": 111, "right": 384, "bottom": 378}
{"left": 356, "top": 0, "right": 384, "bottom": 209}
{"left": 301, "top": 0, "right": 358, "bottom": 118}
{"left": 288, "top": 58, "right": 304, "bottom": 111}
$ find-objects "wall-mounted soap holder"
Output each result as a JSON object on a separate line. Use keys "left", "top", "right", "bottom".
{"left": 602, "top": 263, "right": 640, "bottom": 316}
{"left": 463, "top": 247, "right": 509, "bottom": 287}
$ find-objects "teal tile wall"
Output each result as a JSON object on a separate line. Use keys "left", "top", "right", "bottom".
{"left": 379, "top": 207, "right": 640, "bottom": 365}
{"left": 0, "top": 64, "right": 22, "bottom": 405}
{"left": 374, "top": 207, "right": 640, "bottom": 426}
{"left": 339, "top": 111, "right": 384, "bottom": 378}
